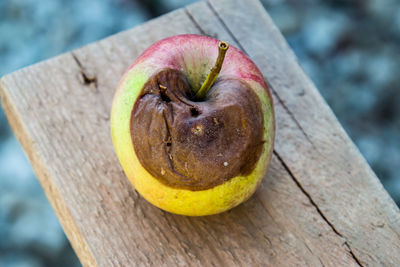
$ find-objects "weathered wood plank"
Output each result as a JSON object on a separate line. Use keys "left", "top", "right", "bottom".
{"left": 1, "top": 0, "right": 399, "bottom": 266}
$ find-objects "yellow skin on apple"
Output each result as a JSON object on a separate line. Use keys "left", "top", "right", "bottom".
{"left": 111, "top": 34, "right": 275, "bottom": 216}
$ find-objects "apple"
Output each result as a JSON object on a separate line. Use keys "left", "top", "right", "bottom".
{"left": 111, "top": 34, "right": 274, "bottom": 216}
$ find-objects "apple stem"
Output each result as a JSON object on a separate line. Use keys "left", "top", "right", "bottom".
{"left": 194, "top": 41, "right": 229, "bottom": 100}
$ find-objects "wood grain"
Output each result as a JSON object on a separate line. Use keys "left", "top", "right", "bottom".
{"left": 1, "top": 0, "right": 399, "bottom": 266}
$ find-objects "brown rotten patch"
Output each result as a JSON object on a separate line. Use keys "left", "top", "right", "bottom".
{"left": 130, "top": 69, "right": 264, "bottom": 191}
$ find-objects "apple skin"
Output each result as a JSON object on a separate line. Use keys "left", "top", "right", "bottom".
{"left": 111, "top": 34, "right": 275, "bottom": 216}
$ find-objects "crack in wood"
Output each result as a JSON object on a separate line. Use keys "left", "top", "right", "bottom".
{"left": 269, "top": 86, "right": 317, "bottom": 150}
{"left": 344, "top": 241, "right": 364, "bottom": 267}
{"left": 274, "top": 150, "right": 363, "bottom": 267}
{"left": 71, "top": 52, "right": 98, "bottom": 90}
{"left": 319, "top": 257, "right": 326, "bottom": 267}
{"left": 273, "top": 150, "right": 339, "bottom": 234}
{"left": 205, "top": 1, "right": 247, "bottom": 55}
{"left": 184, "top": 8, "right": 207, "bottom": 36}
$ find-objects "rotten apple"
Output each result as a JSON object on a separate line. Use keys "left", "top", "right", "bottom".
{"left": 111, "top": 34, "right": 274, "bottom": 216}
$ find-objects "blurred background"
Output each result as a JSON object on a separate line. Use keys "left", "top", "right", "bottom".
{"left": 0, "top": 0, "right": 399, "bottom": 266}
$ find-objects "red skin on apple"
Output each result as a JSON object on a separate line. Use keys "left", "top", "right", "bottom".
{"left": 131, "top": 34, "right": 268, "bottom": 91}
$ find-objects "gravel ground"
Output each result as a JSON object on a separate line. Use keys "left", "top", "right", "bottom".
{"left": 0, "top": 0, "right": 399, "bottom": 266}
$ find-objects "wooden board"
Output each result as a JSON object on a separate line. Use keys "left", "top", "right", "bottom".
{"left": 1, "top": 0, "right": 399, "bottom": 266}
